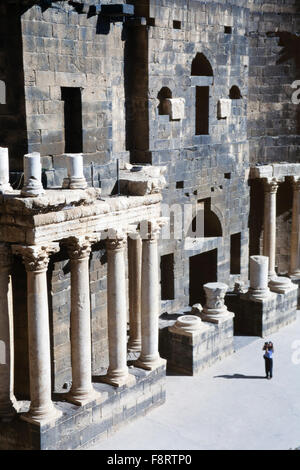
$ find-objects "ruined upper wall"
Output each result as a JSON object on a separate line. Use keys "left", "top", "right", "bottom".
{"left": 247, "top": 0, "right": 300, "bottom": 164}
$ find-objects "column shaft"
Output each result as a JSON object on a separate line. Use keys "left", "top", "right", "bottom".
{"left": 103, "top": 235, "right": 134, "bottom": 387}
{"left": 136, "top": 222, "right": 165, "bottom": 371}
{"left": 263, "top": 179, "right": 278, "bottom": 278}
{"left": 67, "top": 237, "right": 98, "bottom": 405}
{"left": 290, "top": 179, "right": 300, "bottom": 276}
{"left": 0, "top": 245, "right": 16, "bottom": 417}
{"left": 128, "top": 237, "right": 142, "bottom": 352}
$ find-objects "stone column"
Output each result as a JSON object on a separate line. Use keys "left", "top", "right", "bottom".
{"left": 135, "top": 221, "right": 166, "bottom": 371}
{"left": 66, "top": 236, "right": 99, "bottom": 405}
{"left": 0, "top": 147, "right": 13, "bottom": 193}
{"left": 63, "top": 154, "right": 87, "bottom": 189}
{"left": 248, "top": 255, "right": 270, "bottom": 300}
{"left": 102, "top": 230, "right": 135, "bottom": 387}
{"left": 21, "top": 152, "right": 45, "bottom": 198}
{"left": 201, "top": 282, "right": 234, "bottom": 324}
{"left": 0, "top": 244, "right": 16, "bottom": 418}
{"left": 289, "top": 178, "right": 300, "bottom": 277}
{"left": 12, "top": 244, "right": 61, "bottom": 425}
{"left": 127, "top": 235, "right": 142, "bottom": 352}
{"left": 263, "top": 178, "right": 278, "bottom": 279}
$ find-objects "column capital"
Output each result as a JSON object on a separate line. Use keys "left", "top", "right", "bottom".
{"left": 291, "top": 177, "right": 300, "bottom": 191}
{"left": 12, "top": 244, "right": 59, "bottom": 272}
{"left": 141, "top": 218, "right": 168, "bottom": 242}
{"left": 0, "top": 243, "right": 12, "bottom": 269}
{"left": 66, "top": 235, "right": 97, "bottom": 260}
{"left": 263, "top": 178, "right": 278, "bottom": 194}
{"left": 106, "top": 229, "right": 127, "bottom": 251}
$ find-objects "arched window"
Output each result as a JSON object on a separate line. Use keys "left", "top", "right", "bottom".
{"left": 0, "top": 80, "right": 6, "bottom": 105}
{"left": 157, "top": 87, "right": 172, "bottom": 116}
{"left": 229, "top": 85, "right": 242, "bottom": 99}
{"left": 191, "top": 53, "right": 214, "bottom": 77}
{"left": 191, "top": 54, "right": 213, "bottom": 135}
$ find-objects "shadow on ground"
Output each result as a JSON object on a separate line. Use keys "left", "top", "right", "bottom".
{"left": 214, "top": 374, "right": 266, "bottom": 379}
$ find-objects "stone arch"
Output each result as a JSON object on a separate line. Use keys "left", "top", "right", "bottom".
{"left": 191, "top": 53, "right": 214, "bottom": 76}
{"left": 157, "top": 87, "right": 172, "bottom": 115}
{"left": 229, "top": 85, "right": 242, "bottom": 99}
{"left": 187, "top": 201, "right": 223, "bottom": 238}
{"left": 0, "top": 80, "right": 6, "bottom": 105}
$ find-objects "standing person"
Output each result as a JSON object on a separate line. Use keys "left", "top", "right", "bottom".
{"left": 263, "top": 341, "right": 274, "bottom": 379}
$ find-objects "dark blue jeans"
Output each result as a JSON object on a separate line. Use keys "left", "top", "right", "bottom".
{"left": 264, "top": 357, "right": 273, "bottom": 377}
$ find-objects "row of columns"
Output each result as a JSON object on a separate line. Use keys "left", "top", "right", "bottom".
{"left": 263, "top": 177, "right": 300, "bottom": 279}
{"left": 0, "top": 220, "right": 164, "bottom": 425}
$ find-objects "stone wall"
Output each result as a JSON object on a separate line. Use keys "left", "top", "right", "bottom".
{"left": 0, "top": 364, "right": 166, "bottom": 450}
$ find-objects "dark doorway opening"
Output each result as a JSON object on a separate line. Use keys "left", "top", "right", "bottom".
{"left": 196, "top": 86, "right": 209, "bottom": 135}
{"left": 61, "top": 87, "right": 83, "bottom": 153}
{"left": 161, "top": 254, "right": 175, "bottom": 300}
{"left": 230, "top": 233, "right": 241, "bottom": 274}
{"left": 189, "top": 249, "right": 217, "bottom": 306}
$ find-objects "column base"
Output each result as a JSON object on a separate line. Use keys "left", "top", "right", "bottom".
{"left": 135, "top": 356, "right": 166, "bottom": 371}
{"left": 128, "top": 339, "right": 142, "bottom": 352}
{"left": 65, "top": 387, "right": 100, "bottom": 407}
{"left": 0, "top": 183, "right": 13, "bottom": 194}
{"left": 21, "top": 405, "right": 62, "bottom": 427}
{"left": 247, "top": 287, "right": 271, "bottom": 301}
{"left": 21, "top": 182, "right": 45, "bottom": 198}
{"left": 100, "top": 372, "right": 136, "bottom": 388}
{"left": 269, "top": 276, "right": 294, "bottom": 294}
{"left": 201, "top": 308, "right": 235, "bottom": 324}
{"left": 69, "top": 177, "right": 87, "bottom": 190}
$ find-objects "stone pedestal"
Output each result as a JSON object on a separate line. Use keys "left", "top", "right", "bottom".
{"left": 135, "top": 221, "right": 166, "bottom": 371}
{"left": 166, "top": 315, "right": 234, "bottom": 376}
{"left": 0, "top": 245, "right": 16, "bottom": 418}
{"left": 127, "top": 236, "right": 142, "bottom": 352}
{"left": 66, "top": 236, "right": 99, "bottom": 406}
{"left": 21, "top": 153, "right": 45, "bottom": 198}
{"left": 0, "top": 148, "right": 13, "bottom": 193}
{"left": 201, "top": 282, "right": 234, "bottom": 324}
{"left": 63, "top": 154, "right": 87, "bottom": 189}
{"left": 12, "top": 244, "right": 62, "bottom": 425}
{"left": 263, "top": 178, "right": 278, "bottom": 279}
{"left": 248, "top": 255, "right": 270, "bottom": 300}
{"left": 102, "top": 232, "right": 135, "bottom": 387}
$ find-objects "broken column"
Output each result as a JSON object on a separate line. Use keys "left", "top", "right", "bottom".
{"left": 21, "top": 152, "right": 45, "bottom": 197}
{"left": 63, "top": 154, "right": 87, "bottom": 189}
{"left": 248, "top": 255, "right": 270, "bottom": 300}
{"left": 0, "top": 148, "right": 13, "bottom": 193}
{"left": 201, "top": 282, "right": 234, "bottom": 323}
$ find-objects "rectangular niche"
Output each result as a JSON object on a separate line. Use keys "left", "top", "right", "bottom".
{"left": 61, "top": 87, "right": 83, "bottom": 154}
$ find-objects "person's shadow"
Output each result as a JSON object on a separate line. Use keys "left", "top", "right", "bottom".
{"left": 214, "top": 374, "right": 265, "bottom": 379}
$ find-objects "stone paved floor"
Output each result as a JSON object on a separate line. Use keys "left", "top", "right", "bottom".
{"left": 90, "top": 312, "right": 300, "bottom": 450}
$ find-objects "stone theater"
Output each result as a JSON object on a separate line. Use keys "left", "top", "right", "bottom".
{"left": 0, "top": 0, "right": 299, "bottom": 450}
